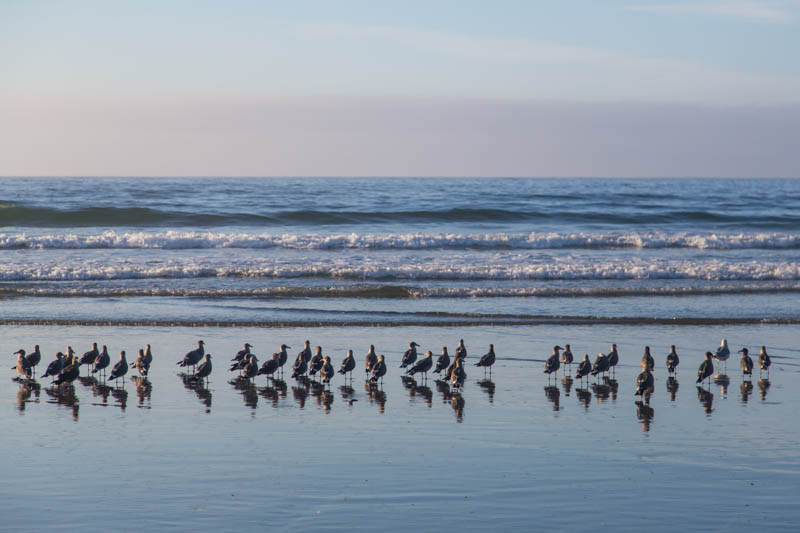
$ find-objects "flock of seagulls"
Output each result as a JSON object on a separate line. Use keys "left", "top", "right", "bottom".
{"left": 11, "top": 338, "right": 776, "bottom": 417}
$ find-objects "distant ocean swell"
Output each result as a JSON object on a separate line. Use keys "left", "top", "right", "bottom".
{"left": 0, "top": 262, "right": 798, "bottom": 281}
{"left": 3, "top": 204, "right": 800, "bottom": 228}
{"left": 2, "top": 284, "right": 800, "bottom": 299}
{"left": 3, "top": 231, "right": 800, "bottom": 250}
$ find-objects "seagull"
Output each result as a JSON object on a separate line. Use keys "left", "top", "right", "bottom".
{"left": 189, "top": 354, "right": 213, "bottom": 384}
{"left": 308, "top": 346, "right": 324, "bottom": 378}
{"left": 400, "top": 342, "right": 420, "bottom": 368}
{"left": 666, "top": 345, "right": 679, "bottom": 375}
{"left": 258, "top": 353, "right": 280, "bottom": 378}
{"left": 242, "top": 354, "right": 258, "bottom": 382}
{"left": 130, "top": 348, "right": 148, "bottom": 377}
{"left": 635, "top": 368, "right": 654, "bottom": 397}
{"left": 433, "top": 347, "right": 450, "bottom": 375}
{"left": 53, "top": 355, "right": 81, "bottom": 386}
{"left": 338, "top": 350, "right": 356, "bottom": 379}
{"left": 42, "top": 352, "right": 64, "bottom": 379}
{"left": 364, "top": 344, "right": 377, "bottom": 375}
{"left": 607, "top": 344, "right": 619, "bottom": 375}
{"left": 697, "top": 352, "right": 714, "bottom": 385}
{"left": 455, "top": 339, "right": 467, "bottom": 360}
{"left": 177, "top": 340, "right": 205, "bottom": 370}
{"left": 79, "top": 343, "right": 100, "bottom": 374}
{"left": 713, "top": 339, "right": 730, "bottom": 373}
{"left": 277, "top": 344, "right": 290, "bottom": 374}
{"left": 93, "top": 346, "right": 112, "bottom": 377}
{"left": 739, "top": 348, "right": 753, "bottom": 378}
{"left": 450, "top": 358, "right": 466, "bottom": 390}
{"left": 475, "top": 344, "right": 496, "bottom": 377}
{"left": 231, "top": 343, "right": 253, "bottom": 363}
{"left": 591, "top": 353, "right": 609, "bottom": 378}
{"left": 24, "top": 345, "right": 41, "bottom": 375}
{"left": 560, "top": 344, "right": 573, "bottom": 375}
{"left": 321, "top": 356, "right": 335, "bottom": 385}
{"left": 575, "top": 354, "right": 592, "bottom": 382}
{"left": 12, "top": 351, "right": 31, "bottom": 379}
{"left": 641, "top": 346, "right": 655, "bottom": 372}
{"left": 407, "top": 350, "right": 433, "bottom": 379}
{"left": 144, "top": 344, "right": 153, "bottom": 367}
{"left": 297, "top": 341, "right": 312, "bottom": 364}
{"left": 544, "top": 346, "right": 562, "bottom": 377}
{"left": 108, "top": 351, "right": 129, "bottom": 385}
{"left": 291, "top": 353, "right": 308, "bottom": 379}
{"left": 758, "top": 346, "right": 771, "bottom": 377}
{"left": 370, "top": 354, "right": 387, "bottom": 384}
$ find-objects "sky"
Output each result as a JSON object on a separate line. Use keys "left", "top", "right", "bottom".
{"left": 1, "top": 0, "right": 799, "bottom": 177}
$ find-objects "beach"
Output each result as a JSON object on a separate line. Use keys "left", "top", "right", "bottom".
{"left": 2, "top": 177, "right": 800, "bottom": 531}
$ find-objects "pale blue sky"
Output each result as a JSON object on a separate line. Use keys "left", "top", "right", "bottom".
{"left": 1, "top": 0, "right": 799, "bottom": 176}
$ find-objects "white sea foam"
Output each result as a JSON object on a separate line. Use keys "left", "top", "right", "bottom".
{"left": 2, "top": 230, "right": 800, "bottom": 250}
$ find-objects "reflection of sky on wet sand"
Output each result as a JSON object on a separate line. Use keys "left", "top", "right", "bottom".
{"left": 2, "top": 324, "right": 798, "bottom": 530}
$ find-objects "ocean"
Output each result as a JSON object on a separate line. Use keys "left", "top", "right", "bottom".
{"left": 3, "top": 177, "right": 800, "bottom": 532}
{"left": 1, "top": 177, "right": 799, "bottom": 326}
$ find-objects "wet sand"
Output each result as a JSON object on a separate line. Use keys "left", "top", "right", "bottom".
{"left": 3, "top": 324, "right": 798, "bottom": 531}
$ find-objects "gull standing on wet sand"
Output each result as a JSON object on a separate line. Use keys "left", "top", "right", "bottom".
{"left": 53, "top": 355, "right": 81, "bottom": 386}
{"left": 24, "top": 345, "right": 41, "bottom": 375}
{"left": 450, "top": 358, "right": 466, "bottom": 390}
{"left": 338, "top": 350, "right": 356, "bottom": 379}
{"left": 178, "top": 340, "right": 205, "bottom": 370}
{"left": 560, "top": 344, "right": 573, "bottom": 375}
{"left": 758, "top": 346, "right": 771, "bottom": 377}
{"left": 714, "top": 339, "right": 730, "bottom": 373}
{"left": 576, "top": 354, "right": 592, "bottom": 382}
{"left": 666, "top": 345, "right": 679, "bottom": 375}
{"left": 739, "top": 348, "right": 754, "bottom": 378}
{"left": 42, "top": 352, "right": 64, "bottom": 379}
{"left": 365, "top": 345, "right": 378, "bottom": 376}
{"left": 407, "top": 350, "right": 433, "bottom": 379}
{"left": 308, "top": 346, "right": 324, "bottom": 378}
{"left": 697, "top": 352, "right": 714, "bottom": 385}
{"left": 455, "top": 339, "right": 467, "bottom": 360}
{"left": 12, "top": 351, "right": 31, "bottom": 379}
{"left": 608, "top": 344, "right": 619, "bottom": 375}
{"left": 131, "top": 348, "right": 149, "bottom": 377}
{"left": 109, "top": 351, "right": 129, "bottom": 385}
{"left": 635, "top": 366, "right": 654, "bottom": 397}
{"left": 277, "top": 344, "right": 290, "bottom": 374}
{"left": 433, "top": 347, "right": 450, "bottom": 376}
{"left": 321, "top": 356, "right": 335, "bottom": 385}
{"left": 292, "top": 353, "right": 308, "bottom": 379}
{"left": 258, "top": 353, "right": 280, "bottom": 378}
{"left": 93, "top": 346, "right": 111, "bottom": 377}
{"left": 190, "top": 354, "right": 213, "bottom": 384}
{"left": 475, "top": 344, "right": 496, "bottom": 376}
{"left": 400, "top": 342, "right": 420, "bottom": 368}
{"left": 591, "top": 352, "right": 610, "bottom": 378}
{"left": 231, "top": 343, "right": 253, "bottom": 364}
{"left": 641, "top": 346, "right": 655, "bottom": 372}
{"left": 544, "top": 346, "right": 562, "bottom": 378}
{"left": 370, "top": 355, "right": 387, "bottom": 384}
{"left": 79, "top": 343, "right": 100, "bottom": 374}
{"left": 297, "top": 341, "right": 312, "bottom": 364}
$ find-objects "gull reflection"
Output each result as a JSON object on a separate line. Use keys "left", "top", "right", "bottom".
{"left": 635, "top": 400, "right": 654, "bottom": 432}
{"left": 544, "top": 385, "right": 561, "bottom": 412}
{"left": 478, "top": 379, "right": 495, "bottom": 404}
{"left": 592, "top": 382, "right": 611, "bottom": 404}
{"left": 740, "top": 380, "right": 754, "bottom": 403}
{"left": 713, "top": 374, "right": 730, "bottom": 398}
{"left": 230, "top": 377, "right": 258, "bottom": 411}
{"left": 435, "top": 379, "right": 452, "bottom": 404}
{"left": 319, "top": 390, "right": 334, "bottom": 412}
{"left": 561, "top": 376, "right": 573, "bottom": 396}
{"left": 339, "top": 385, "right": 358, "bottom": 407}
{"left": 293, "top": 379, "right": 310, "bottom": 409}
{"left": 258, "top": 382, "right": 281, "bottom": 408}
{"left": 133, "top": 376, "right": 152, "bottom": 408}
{"left": 365, "top": 381, "right": 387, "bottom": 413}
{"left": 450, "top": 392, "right": 465, "bottom": 423}
{"left": 606, "top": 377, "right": 619, "bottom": 402}
{"left": 666, "top": 376, "right": 679, "bottom": 402}
{"left": 16, "top": 379, "right": 40, "bottom": 414}
{"left": 181, "top": 373, "right": 212, "bottom": 413}
{"left": 758, "top": 378, "right": 771, "bottom": 401}
{"left": 111, "top": 387, "right": 128, "bottom": 411}
{"left": 696, "top": 386, "right": 714, "bottom": 415}
{"left": 45, "top": 384, "right": 80, "bottom": 421}
{"left": 576, "top": 387, "right": 592, "bottom": 410}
